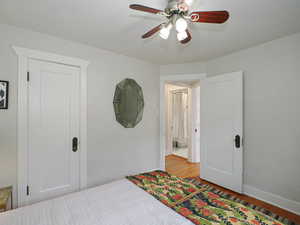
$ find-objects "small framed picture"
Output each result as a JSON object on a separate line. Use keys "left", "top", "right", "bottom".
{"left": 0, "top": 81, "right": 9, "bottom": 109}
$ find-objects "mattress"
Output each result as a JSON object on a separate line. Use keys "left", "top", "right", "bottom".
{"left": 0, "top": 179, "right": 193, "bottom": 225}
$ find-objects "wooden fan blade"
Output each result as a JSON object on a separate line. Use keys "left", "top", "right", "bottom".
{"left": 130, "top": 4, "right": 163, "bottom": 14}
{"left": 190, "top": 11, "right": 229, "bottom": 24}
{"left": 142, "top": 24, "right": 162, "bottom": 39}
{"left": 181, "top": 30, "right": 192, "bottom": 44}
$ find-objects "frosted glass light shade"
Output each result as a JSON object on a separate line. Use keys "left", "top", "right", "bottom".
{"left": 177, "top": 31, "right": 188, "bottom": 41}
{"left": 176, "top": 18, "right": 188, "bottom": 33}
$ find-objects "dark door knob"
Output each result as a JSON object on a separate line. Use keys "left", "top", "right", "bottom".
{"left": 235, "top": 135, "right": 241, "bottom": 148}
{"left": 72, "top": 137, "right": 78, "bottom": 152}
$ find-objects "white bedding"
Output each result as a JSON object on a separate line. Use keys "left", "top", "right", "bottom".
{"left": 0, "top": 179, "right": 193, "bottom": 225}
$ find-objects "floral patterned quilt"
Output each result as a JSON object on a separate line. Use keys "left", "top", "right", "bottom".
{"left": 127, "top": 171, "right": 286, "bottom": 225}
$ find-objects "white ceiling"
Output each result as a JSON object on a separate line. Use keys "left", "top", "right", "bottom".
{"left": 0, "top": 0, "right": 300, "bottom": 65}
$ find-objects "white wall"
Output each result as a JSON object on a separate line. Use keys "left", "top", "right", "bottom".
{"left": 160, "top": 62, "right": 206, "bottom": 76}
{"left": 0, "top": 24, "right": 160, "bottom": 206}
{"left": 161, "top": 32, "right": 300, "bottom": 204}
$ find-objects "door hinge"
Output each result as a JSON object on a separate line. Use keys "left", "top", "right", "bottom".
{"left": 27, "top": 71, "right": 30, "bottom": 82}
{"left": 26, "top": 185, "right": 30, "bottom": 196}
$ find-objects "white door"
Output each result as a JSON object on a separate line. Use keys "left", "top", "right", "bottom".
{"left": 27, "top": 59, "right": 80, "bottom": 204}
{"left": 191, "top": 86, "right": 200, "bottom": 163}
{"left": 200, "top": 71, "right": 243, "bottom": 193}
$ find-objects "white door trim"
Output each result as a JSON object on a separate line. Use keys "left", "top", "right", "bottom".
{"left": 191, "top": 85, "right": 201, "bottom": 163}
{"left": 160, "top": 74, "right": 207, "bottom": 170}
{"left": 13, "top": 46, "right": 90, "bottom": 207}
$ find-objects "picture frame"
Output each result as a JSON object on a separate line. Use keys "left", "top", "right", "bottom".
{"left": 0, "top": 80, "right": 9, "bottom": 109}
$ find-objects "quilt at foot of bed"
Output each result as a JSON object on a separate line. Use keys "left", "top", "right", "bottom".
{"left": 127, "top": 170, "right": 286, "bottom": 225}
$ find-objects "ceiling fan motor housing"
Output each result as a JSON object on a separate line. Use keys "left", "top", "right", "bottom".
{"left": 166, "top": 0, "right": 190, "bottom": 18}
{"left": 167, "top": 0, "right": 179, "bottom": 10}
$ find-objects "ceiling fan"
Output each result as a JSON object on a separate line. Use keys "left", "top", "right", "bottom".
{"left": 129, "top": 0, "right": 229, "bottom": 44}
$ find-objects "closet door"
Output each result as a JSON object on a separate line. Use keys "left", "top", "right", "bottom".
{"left": 27, "top": 59, "right": 80, "bottom": 204}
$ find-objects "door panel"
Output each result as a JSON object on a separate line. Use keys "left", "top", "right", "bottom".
{"left": 200, "top": 71, "right": 243, "bottom": 193}
{"left": 28, "top": 59, "right": 80, "bottom": 204}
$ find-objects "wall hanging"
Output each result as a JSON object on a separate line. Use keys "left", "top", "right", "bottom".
{"left": 113, "top": 78, "right": 144, "bottom": 128}
{"left": 0, "top": 81, "right": 9, "bottom": 109}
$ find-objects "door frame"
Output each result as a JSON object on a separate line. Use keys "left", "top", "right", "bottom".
{"left": 160, "top": 74, "right": 207, "bottom": 170}
{"left": 13, "top": 46, "right": 90, "bottom": 207}
{"left": 191, "top": 84, "right": 201, "bottom": 163}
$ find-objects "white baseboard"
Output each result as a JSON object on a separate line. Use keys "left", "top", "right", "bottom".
{"left": 139, "top": 168, "right": 161, "bottom": 174}
{"left": 243, "top": 185, "right": 300, "bottom": 216}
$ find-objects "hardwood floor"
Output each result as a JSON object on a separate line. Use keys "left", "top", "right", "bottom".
{"left": 165, "top": 155, "right": 300, "bottom": 224}
{"left": 166, "top": 154, "right": 200, "bottom": 178}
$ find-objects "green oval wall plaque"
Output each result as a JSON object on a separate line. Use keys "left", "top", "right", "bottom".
{"left": 113, "top": 78, "right": 144, "bottom": 128}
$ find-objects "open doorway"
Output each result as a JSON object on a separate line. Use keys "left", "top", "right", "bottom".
{"left": 161, "top": 74, "right": 205, "bottom": 178}
{"left": 160, "top": 72, "right": 243, "bottom": 193}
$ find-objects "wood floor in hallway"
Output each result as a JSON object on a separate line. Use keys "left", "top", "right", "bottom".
{"left": 165, "top": 154, "right": 300, "bottom": 224}
{"left": 165, "top": 154, "right": 200, "bottom": 178}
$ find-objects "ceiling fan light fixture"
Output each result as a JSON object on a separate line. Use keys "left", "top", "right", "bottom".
{"left": 159, "top": 23, "right": 172, "bottom": 40}
{"left": 184, "top": 0, "right": 194, "bottom": 6}
{"left": 159, "top": 29, "right": 170, "bottom": 40}
{"left": 175, "top": 17, "right": 188, "bottom": 33}
{"left": 129, "top": 2, "right": 230, "bottom": 44}
{"left": 177, "top": 31, "right": 188, "bottom": 41}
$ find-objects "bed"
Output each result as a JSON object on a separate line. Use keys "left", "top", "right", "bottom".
{"left": 0, "top": 179, "right": 193, "bottom": 225}
{"left": 0, "top": 171, "right": 289, "bottom": 225}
